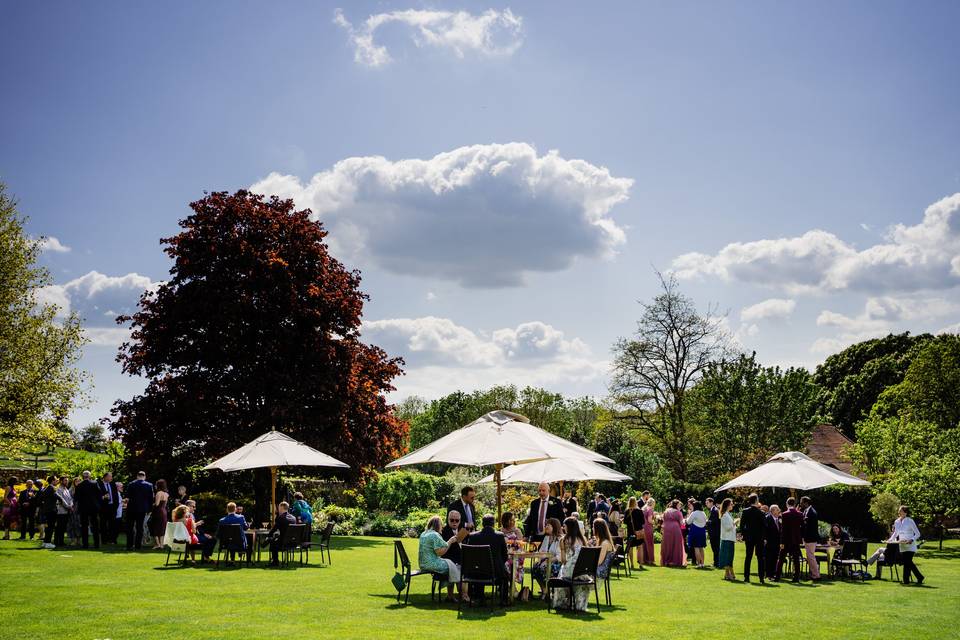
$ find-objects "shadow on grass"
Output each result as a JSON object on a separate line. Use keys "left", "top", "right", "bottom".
{"left": 919, "top": 546, "right": 960, "bottom": 561}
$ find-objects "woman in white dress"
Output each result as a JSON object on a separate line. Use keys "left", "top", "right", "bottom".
{"left": 551, "top": 516, "right": 589, "bottom": 611}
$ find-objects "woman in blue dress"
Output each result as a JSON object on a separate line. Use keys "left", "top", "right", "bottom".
{"left": 685, "top": 499, "right": 708, "bottom": 568}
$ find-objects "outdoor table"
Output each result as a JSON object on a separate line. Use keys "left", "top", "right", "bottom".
{"left": 506, "top": 550, "right": 553, "bottom": 603}
{"left": 243, "top": 528, "right": 271, "bottom": 563}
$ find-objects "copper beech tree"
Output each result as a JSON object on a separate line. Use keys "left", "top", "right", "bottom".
{"left": 110, "top": 190, "right": 407, "bottom": 496}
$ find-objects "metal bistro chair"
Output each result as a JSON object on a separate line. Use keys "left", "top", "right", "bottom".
{"left": 317, "top": 522, "right": 334, "bottom": 564}
{"left": 215, "top": 524, "right": 245, "bottom": 567}
{"left": 611, "top": 537, "right": 630, "bottom": 578}
{"left": 883, "top": 542, "right": 901, "bottom": 582}
{"left": 547, "top": 546, "right": 602, "bottom": 615}
{"left": 393, "top": 540, "right": 445, "bottom": 605}
{"left": 458, "top": 544, "right": 501, "bottom": 614}
{"left": 298, "top": 525, "right": 313, "bottom": 565}
{"left": 279, "top": 524, "right": 306, "bottom": 566}
{"left": 831, "top": 539, "right": 868, "bottom": 580}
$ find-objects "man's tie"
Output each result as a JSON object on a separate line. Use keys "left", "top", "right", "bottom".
{"left": 538, "top": 499, "right": 547, "bottom": 533}
{"left": 465, "top": 503, "right": 473, "bottom": 526}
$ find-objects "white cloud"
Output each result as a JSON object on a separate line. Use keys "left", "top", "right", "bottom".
{"left": 83, "top": 326, "right": 131, "bottom": 347}
{"left": 36, "top": 271, "right": 160, "bottom": 320}
{"left": 425, "top": 291, "right": 437, "bottom": 301}
{"left": 38, "top": 236, "right": 71, "bottom": 253}
{"left": 673, "top": 192, "right": 960, "bottom": 294}
{"left": 362, "top": 316, "right": 607, "bottom": 398}
{"left": 252, "top": 142, "right": 633, "bottom": 287}
{"left": 333, "top": 8, "right": 523, "bottom": 68}
{"left": 740, "top": 298, "right": 796, "bottom": 323}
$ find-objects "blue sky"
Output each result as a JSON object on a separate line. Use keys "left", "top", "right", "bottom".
{"left": 2, "top": 1, "right": 959, "bottom": 429}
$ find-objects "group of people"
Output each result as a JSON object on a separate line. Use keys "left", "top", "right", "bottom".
{"left": 418, "top": 483, "right": 618, "bottom": 611}
{"left": 1, "top": 472, "right": 315, "bottom": 567}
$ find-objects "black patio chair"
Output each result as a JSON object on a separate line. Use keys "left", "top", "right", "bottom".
{"left": 298, "top": 525, "right": 313, "bottom": 565}
{"left": 610, "top": 537, "right": 630, "bottom": 578}
{"left": 215, "top": 524, "right": 245, "bottom": 567}
{"left": 883, "top": 542, "right": 901, "bottom": 582}
{"left": 831, "top": 539, "right": 867, "bottom": 580}
{"left": 547, "top": 546, "right": 601, "bottom": 615}
{"left": 279, "top": 524, "right": 306, "bottom": 566}
{"left": 394, "top": 540, "right": 445, "bottom": 605}
{"left": 458, "top": 544, "right": 502, "bottom": 614}
{"left": 317, "top": 522, "right": 334, "bottom": 564}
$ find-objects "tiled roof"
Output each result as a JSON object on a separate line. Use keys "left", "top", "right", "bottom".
{"left": 804, "top": 423, "right": 864, "bottom": 477}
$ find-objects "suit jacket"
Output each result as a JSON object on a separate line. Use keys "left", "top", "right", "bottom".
{"left": 562, "top": 498, "right": 577, "bottom": 518}
{"left": 467, "top": 526, "right": 509, "bottom": 580}
{"left": 125, "top": 479, "right": 154, "bottom": 514}
{"left": 269, "top": 511, "right": 296, "bottom": 538}
{"left": 802, "top": 506, "right": 819, "bottom": 543}
{"left": 447, "top": 498, "right": 477, "bottom": 530}
{"left": 740, "top": 505, "right": 766, "bottom": 543}
{"left": 707, "top": 505, "right": 721, "bottom": 536}
{"left": 523, "top": 496, "right": 565, "bottom": 536}
{"left": 780, "top": 508, "right": 803, "bottom": 546}
{"left": 764, "top": 512, "right": 781, "bottom": 547}
{"left": 217, "top": 512, "right": 248, "bottom": 549}
{"left": 74, "top": 479, "right": 102, "bottom": 514}
{"left": 97, "top": 479, "right": 120, "bottom": 511}
{"left": 440, "top": 525, "right": 462, "bottom": 564}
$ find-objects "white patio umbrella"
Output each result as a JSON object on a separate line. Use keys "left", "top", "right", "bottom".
{"left": 478, "top": 458, "right": 631, "bottom": 484}
{"left": 386, "top": 410, "right": 613, "bottom": 518}
{"left": 204, "top": 430, "right": 349, "bottom": 518}
{"left": 715, "top": 451, "right": 870, "bottom": 492}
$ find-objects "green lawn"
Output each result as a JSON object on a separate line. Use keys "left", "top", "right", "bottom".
{"left": 1, "top": 536, "right": 957, "bottom": 640}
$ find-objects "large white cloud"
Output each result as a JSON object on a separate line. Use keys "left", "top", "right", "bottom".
{"left": 38, "top": 236, "right": 71, "bottom": 253}
{"left": 36, "top": 270, "right": 160, "bottom": 326}
{"left": 333, "top": 8, "right": 523, "bottom": 68}
{"left": 673, "top": 193, "right": 960, "bottom": 294}
{"left": 251, "top": 143, "right": 633, "bottom": 287}
{"left": 362, "top": 316, "right": 606, "bottom": 399}
{"left": 740, "top": 298, "right": 796, "bottom": 323}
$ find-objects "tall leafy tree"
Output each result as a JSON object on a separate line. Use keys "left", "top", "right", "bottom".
{"left": 813, "top": 332, "right": 932, "bottom": 437}
{"left": 0, "top": 183, "right": 86, "bottom": 457}
{"left": 610, "top": 273, "right": 730, "bottom": 479}
{"left": 110, "top": 190, "right": 406, "bottom": 492}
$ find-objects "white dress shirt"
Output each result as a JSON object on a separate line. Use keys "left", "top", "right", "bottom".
{"left": 892, "top": 517, "right": 921, "bottom": 553}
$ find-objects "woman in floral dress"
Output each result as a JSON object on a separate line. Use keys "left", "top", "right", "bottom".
{"left": 500, "top": 511, "right": 525, "bottom": 591}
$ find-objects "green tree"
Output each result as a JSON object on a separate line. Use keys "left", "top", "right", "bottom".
{"left": 0, "top": 183, "right": 87, "bottom": 457}
{"left": 813, "top": 332, "right": 932, "bottom": 437}
{"left": 76, "top": 423, "right": 108, "bottom": 453}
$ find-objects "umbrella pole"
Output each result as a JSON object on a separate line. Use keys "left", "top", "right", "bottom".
{"left": 270, "top": 466, "right": 277, "bottom": 522}
{"left": 495, "top": 463, "right": 503, "bottom": 522}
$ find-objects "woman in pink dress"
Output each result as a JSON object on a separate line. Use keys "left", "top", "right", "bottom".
{"left": 660, "top": 499, "right": 686, "bottom": 567}
{"left": 641, "top": 498, "right": 656, "bottom": 565}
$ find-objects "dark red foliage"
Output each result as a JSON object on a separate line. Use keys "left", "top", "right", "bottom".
{"left": 110, "top": 190, "right": 407, "bottom": 483}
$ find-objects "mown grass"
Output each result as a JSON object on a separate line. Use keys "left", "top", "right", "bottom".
{"left": 1, "top": 536, "right": 957, "bottom": 640}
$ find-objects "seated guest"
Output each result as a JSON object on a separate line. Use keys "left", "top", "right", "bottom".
{"left": 591, "top": 518, "right": 616, "bottom": 580}
{"left": 171, "top": 505, "right": 198, "bottom": 563}
{"left": 551, "top": 516, "right": 590, "bottom": 611}
{"left": 186, "top": 500, "right": 215, "bottom": 562}
{"left": 289, "top": 492, "right": 313, "bottom": 526}
{"left": 500, "top": 511, "right": 525, "bottom": 596}
{"left": 235, "top": 505, "right": 250, "bottom": 525}
{"left": 419, "top": 515, "right": 467, "bottom": 603}
{"left": 467, "top": 514, "right": 510, "bottom": 605}
{"left": 440, "top": 510, "right": 463, "bottom": 565}
{"left": 523, "top": 482, "right": 564, "bottom": 539}
{"left": 828, "top": 523, "right": 850, "bottom": 546}
{"left": 532, "top": 517, "right": 563, "bottom": 597}
{"left": 268, "top": 501, "right": 296, "bottom": 566}
{"left": 216, "top": 501, "right": 248, "bottom": 562}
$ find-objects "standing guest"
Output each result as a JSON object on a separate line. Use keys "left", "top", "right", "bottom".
{"left": 448, "top": 486, "right": 478, "bottom": 532}
{"left": 66, "top": 477, "right": 83, "bottom": 545}
{"left": 74, "top": 471, "right": 102, "bottom": 549}
{"left": 97, "top": 472, "right": 119, "bottom": 544}
{"left": 420, "top": 515, "right": 467, "bottom": 603}
{"left": 585, "top": 493, "right": 602, "bottom": 524}
{"left": 17, "top": 479, "right": 37, "bottom": 540}
{"left": 799, "top": 495, "right": 821, "bottom": 581}
{"left": 53, "top": 476, "right": 73, "bottom": 547}
{"left": 149, "top": 479, "right": 169, "bottom": 549}
{"left": 706, "top": 497, "right": 721, "bottom": 567}
{"left": 624, "top": 497, "right": 644, "bottom": 565}
{"left": 40, "top": 476, "right": 59, "bottom": 548}
{"left": 500, "top": 511, "right": 525, "bottom": 594}
{"left": 173, "top": 485, "right": 189, "bottom": 510}
{"left": 641, "top": 498, "right": 656, "bottom": 565}
{"left": 562, "top": 491, "right": 578, "bottom": 519}
{"left": 113, "top": 481, "right": 125, "bottom": 545}
{"left": 532, "top": 518, "right": 563, "bottom": 596}
{"left": 440, "top": 510, "right": 463, "bottom": 565}
{"left": 740, "top": 493, "right": 766, "bottom": 583}
{"left": 764, "top": 505, "right": 782, "bottom": 581}
{"left": 289, "top": 492, "right": 313, "bottom": 526}
{"left": 777, "top": 497, "right": 803, "bottom": 582}
{"left": 551, "top": 516, "right": 589, "bottom": 611}
{"left": 718, "top": 497, "right": 737, "bottom": 581}
{"left": 608, "top": 511, "right": 622, "bottom": 537}
{"left": 467, "top": 514, "right": 510, "bottom": 605}
{"left": 660, "top": 499, "right": 686, "bottom": 567}
{"left": 267, "top": 501, "right": 296, "bottom": 566}
{"left": 685, "top": 499, "right": 708, "bottom": 568}
{"left": 125, "top": 471, "right": 154, "bottom": 551}
{"left": 523, "top": 482, "right": 565, "bottom": 539}
{"left": 2, "top": 476, "right": 18, "bottom": 539}
{"left": 892, "top": 505, "right": 924, "bottom": 585}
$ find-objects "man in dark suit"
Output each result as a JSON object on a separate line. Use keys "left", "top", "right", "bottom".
{"left": 777, "top": 497, "right": 803, "bottom": 582}
{"left": 97, "top": 472, "right": 120, "bottom": 544}
{"left": 764, "top": 504, "right": 782, "bottom": 580}
{"left": 800, "top": 495, "right": 821, "bottom": 580}
{"left": 706, "top": 497, "right": 721, "bottom": 568}
{"left": 268, "top": 501, "right": 297, "bottom": 566}
{"left": 467, "top": 514, "right": 510, "bottom": 605}
{"left": 125, "top": 471, "right": 154, "bottom": 550}
{"left": 561, "top": 491, "right": 577, "bottom": 518}
{"left": 74, "top": 470, "right": 103, "bottom": 549}
{"left": 523, "top": 482, "right": 565, "bottom": 539}
{"left": 739, "top": 493, "right": 766, "bottom": 583}
{"left": 447, "top": 486, "right": 478, "bottom": 531}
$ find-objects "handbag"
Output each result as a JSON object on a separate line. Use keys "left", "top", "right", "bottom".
{"left": 391, "top": 572, "right": 406, "bottom": 592}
